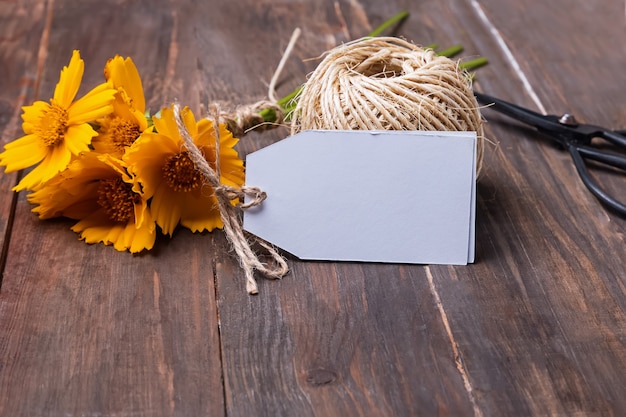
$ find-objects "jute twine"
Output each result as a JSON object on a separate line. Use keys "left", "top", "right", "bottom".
{"left": 171, "top": 30, "right": 304, "bottom": 294}
{"left": 173, "top": 103, "right": 288, "bottom": 295}
{"left": 214, "top": 99, "right": 284, "bottom": 138}
{"left": 291, "top": 36, "right": 485, "bottom": 174}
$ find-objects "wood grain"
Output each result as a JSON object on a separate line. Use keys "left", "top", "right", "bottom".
{"left": 0, "top": 0, "right": 47, "bottom": 282}
{"left": 434, "top": 1, "right": 626, "bottom": 415}
{"left": 0, "top": 1, "right": 225, "bottom": 415}
{"left": 0, "top": 205, "right": 226, "bottom": 416}
{"left": 0, "top": 0, "right": 624, "bottom": 416}
{"left": 216, "top": 255, "right": 477, "bottom": 417}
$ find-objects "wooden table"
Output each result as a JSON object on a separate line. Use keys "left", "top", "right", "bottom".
{"left": 1, "top": 1, "right": 625, "bottom": 416}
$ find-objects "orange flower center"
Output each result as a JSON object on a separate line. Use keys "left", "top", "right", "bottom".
{"left": 162, "top": 151, "right": 203, "bottom": 192}
{"left": 36, "top": 101, "right": 69, "bottom": 147}
{"left": 110, "top": 118, "right": 142, "bottom": 151}
{"left": 97, "top": 177, "right": 137, "bottom": 223}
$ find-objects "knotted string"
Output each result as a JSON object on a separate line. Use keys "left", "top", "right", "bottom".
{"left": 173, "top": 103, "right": 289, "bottom": 294}
{"left": 211, "top": 28, "right": 301, "bottom": 137}
{"left": 170, "top": 28, "right": 302, "bottom": 293}
{"left": 215, "top": 100, "right": 284, "bottom": 138}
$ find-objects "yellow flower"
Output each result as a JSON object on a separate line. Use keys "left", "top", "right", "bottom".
{"left": 28, "top": 152, "right": 156, "bottom": 253}
{"left": 92, "top": 55, "right": 149, "bottom": 157}
{"left": 0, "top": 50, "right": 116, "bottom": 191}
{"left": 124, "top": 105, "right": 245, "bottom": 235}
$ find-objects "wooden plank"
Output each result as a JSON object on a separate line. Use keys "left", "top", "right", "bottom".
{"left": 0, "top": 203, "right": 226, "bottom": 416}
{"left": 214, "top": 1, "right": 494, "bottom": 416}
{"left": 424, "top": 1, "right": 626, "bottom": 415}
{"left": 217, "top": 255, "right": 476, "bottom": 416}
{"left": 0, "top": 204, "right": 226, "bottom": 416}
{"left": 0, "top": 0, "right": 227, "bottom": 415}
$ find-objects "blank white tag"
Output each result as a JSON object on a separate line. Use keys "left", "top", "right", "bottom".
{"left": 243, "top": 130, "right": 476, "bottom": 265}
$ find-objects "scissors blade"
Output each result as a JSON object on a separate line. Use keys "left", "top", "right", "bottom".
{"left": 474, "top": 92, "right": 565, "bottom": 135}
{"left": 475, "top": 92, "right": 626, "bottom": 148}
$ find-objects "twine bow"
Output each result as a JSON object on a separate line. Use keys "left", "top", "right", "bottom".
{"left": 172, "top": 103, "right": 288, "bottom": 294}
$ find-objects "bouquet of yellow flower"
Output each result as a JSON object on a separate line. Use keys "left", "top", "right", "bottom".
{"left": 0, "top": 51, "right": 245, "bottom": 253}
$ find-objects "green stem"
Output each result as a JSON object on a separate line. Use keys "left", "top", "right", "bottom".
{"left": 460, "top": 57, "right": 489, "bottom": 71}
{"left": 436, "top": 44, "right": 464, "bottom": 58}
{"left": 368, "top": 10, "right": 410, "bottom": 37}
{"left": 277, "top": 87, "right": 301, "bottom": 108}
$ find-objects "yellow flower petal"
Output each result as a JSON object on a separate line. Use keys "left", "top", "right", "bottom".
{"left": 152, "top": 106, "right": 196, "bottom": 140}
{"left": 63, "top": 123, "right": 98, "bottom": 155}
{"left": 128, "top": 226, "right": 156, "bottom": 252}
{"left": 178, "top": 191, "right": 223, "bottom": 232}
{"left": 53, "top": 50, "right": 83, "bottom": 108}
{"left": 120, "top": 212, "right": 156, "bottom": 253}
{"left": 71, "top": 211, "right": 124, "bottom": 247}
{"left": 0, "top": 134, "right": 47, "bottom": 172}
{"left": 195, "top": 119, "right": 225, "bottom": 145}
{"left": 181, "top": 106, "right": 198, "bottom": 137}
{"left": 21, "top": 101, "right": 50, "bottom": 133}
{"left": 123, "top": 131, "right": 180, "bottom": 197}
{"left": 14, "top": 143, "right": 72, "bottom": 191}
{"left": 149, "top": 182, "right": 182, "bottom": 236}
{"left": 68, "top": 82, "right": 116, "bottom": 124}
{"left": 195, "top": 119, "right": 245, "bottom": 187}
{"left": 109, "top": 89, "right": 148, "bottom": 126}
{"left": 105, "top": 56, "right": 146, "bottom": 113}
{"left": 72, "top": 214, "right": 109, "bottom": 240}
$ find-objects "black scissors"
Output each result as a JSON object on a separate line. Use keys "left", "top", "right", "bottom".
{"left": 474, "top": 91, "right": 626, "bottom": 216}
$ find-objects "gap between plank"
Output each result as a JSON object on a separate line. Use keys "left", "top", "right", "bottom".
{"left": 1, "top": 0, "right": 55, "bottom": 290}
{"left": 468, "top": 0, "right": 547, "bottom": 114}
{"left": 0, "top": 80, "right": 31, "bottom": 290}
{"left": 425, "top": 266, "right": 483, "bottom": 417}
{"left": 211, "top": 256, "right": 228, "bottom": 417}
{"left": 0, "top": 192, "right": 18, "bottom": 290}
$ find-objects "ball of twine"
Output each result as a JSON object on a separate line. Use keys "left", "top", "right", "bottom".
{"left": 291, "top": 37, "right": 484, "bottom": 174}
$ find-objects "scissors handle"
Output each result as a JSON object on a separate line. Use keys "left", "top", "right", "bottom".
{"left": 576, "top": 145, "right": 626, "bottom": 170}
{"left": 599, "top": 130, "right": 626, "bottom": 149}
{"left": 568, "top": 145, "right": 626, "bottom": 215}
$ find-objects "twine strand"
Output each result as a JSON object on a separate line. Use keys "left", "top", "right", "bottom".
{"left": 173, "top": 103, "right": 288, "bottom": 294}
{"left": 208, "top": 27, "right": 301, "bottom": 137}
{"left": 174, "top": 30, "right": 301, "bottom": 293}
{"left": 268, "top": 27, "right": 301, "bottom": 103}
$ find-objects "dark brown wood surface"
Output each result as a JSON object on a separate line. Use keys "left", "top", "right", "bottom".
{"left": 0, "top": 0, "right": 625, "bottom": 416}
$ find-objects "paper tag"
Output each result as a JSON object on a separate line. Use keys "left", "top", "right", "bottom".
{"left": 243, "top": 130, "right": 476, "bottom": 265}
